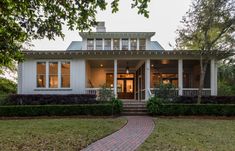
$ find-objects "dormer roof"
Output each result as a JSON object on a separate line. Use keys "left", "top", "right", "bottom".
{"left": 79, "top": 32, "right": 155, "bottom": 39}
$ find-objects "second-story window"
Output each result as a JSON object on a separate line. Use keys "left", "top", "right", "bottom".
{"left": 87, "top": 39, "right": 94, "bottom": 50}
{"left": 122, "top": 39, "right": 129, "bottom": 50}
{"left": 96, "top": 39, "right": 103, "bottom": 50}
{"left": 104, "top": 39, "right": 111, "bottom": 50}
{"left": 139, "top": 39, "right": 146, "bottom": 50}
{"left": 113, "top": 39, "right": 120, "bottom": 50}
{"left": 131, "top": 39, "right": 137, "bottom": 50}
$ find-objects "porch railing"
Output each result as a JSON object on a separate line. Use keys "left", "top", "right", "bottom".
{"left": 150, "top": 88, "right": 211, "bottom": 96}
{"left": 182, "top": 88, "right": 211, "bottom": 96}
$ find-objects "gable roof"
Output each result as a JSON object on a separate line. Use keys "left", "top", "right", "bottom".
{"left": 150, "top": 41, "right": 164, "bottom": 50}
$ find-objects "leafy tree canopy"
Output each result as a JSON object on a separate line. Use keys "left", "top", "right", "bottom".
{"left": 0, "top": 0, "right": 150, "bottom": 70}
{"left": 175, "top": 0, "right": 235, "bottom": 52}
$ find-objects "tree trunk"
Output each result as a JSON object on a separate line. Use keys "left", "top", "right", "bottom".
{"left": 198, "top": 57, "right": 209, "bottom": 104}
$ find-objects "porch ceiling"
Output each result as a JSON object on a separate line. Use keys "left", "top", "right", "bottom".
{"left": 87, "top": 60, "right": 141, "bottom": 68}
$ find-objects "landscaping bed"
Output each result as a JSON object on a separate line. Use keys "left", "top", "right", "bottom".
{"left": 138, "top": 118, "right": 235, "bottom": 151}
{"left": 0, "top": 118, "right": 127, "bottom": 151}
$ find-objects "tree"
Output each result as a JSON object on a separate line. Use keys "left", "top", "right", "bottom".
{"left": 175, "top": 0, "right": 235, "bottom": 103}
{"left": 0, "top": 0, "right": 150, "bottom": 71}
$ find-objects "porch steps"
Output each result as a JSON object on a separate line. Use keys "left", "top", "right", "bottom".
{"left": 122, "top": 101, "right": 148, "bottom": 115}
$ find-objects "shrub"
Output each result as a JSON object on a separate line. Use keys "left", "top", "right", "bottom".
{"left": 0, "top": 78, "right": 16, "bottom": 94}
{"left": 154, "top": 83, "right": 177, "bottom": 101}
{"left": 0, "top": 104, "right": 120, "bottom": 117}
{"left": 147, "top": 97, "right": 163, "bottom": 115}
{"left": 148, "top": 104, "right": 235, "bottom": 116}
{"left": 98, "top": 85, "right": 114, "bottom": 102}
{"left": 174, "top": 96, "right": 235, "bottom": 104}
{"left": 7, "top": 94, "right": 97, "bottom": 105}
{"left": 111, "top": 97, "right": 123, "bottom": 114}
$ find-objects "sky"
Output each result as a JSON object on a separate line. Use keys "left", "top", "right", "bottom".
{"left": 31, "top": 0, "right": 191, "bottom": 50}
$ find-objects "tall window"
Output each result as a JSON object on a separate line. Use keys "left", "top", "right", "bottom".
{"left": 104, "top": 39, "right": 111, "bottom": 50}
{"left": 139, "top": 39, "right": 146, "bottom": 50}
{"left": 49, "top": 62, "right": 58, "bottom": 88}
{"left": 61, "top": 62, "right": 70, "bottom": 88}
{"left": 131, "top": 39, "right": 137, "bottom": 50}
{"left": 122, "top": 39, "right": 129, "bottom": 50}
{"left": 113, "top": 39, "right": 120, "bottom": 50}
{"left": 87, "top": 39, "right": 94, "bottom": 50}
{"left": 37, "top": 62, "right": 46, "bottom": 88}
{"left": 96, "top": 39, "right": 103, "bottom": 50}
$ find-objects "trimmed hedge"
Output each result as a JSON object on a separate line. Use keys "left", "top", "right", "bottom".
{"left": 174, "top": 96, "right": 235, "bottom": 104}
{"left": 149, "top": 104, "right": 235, "bottom": 116}
{"left": 6, "top": 94, "right": 97, "bottom": 105}
{"left": 0, "top": 104, "right": 121, "bottom": 116}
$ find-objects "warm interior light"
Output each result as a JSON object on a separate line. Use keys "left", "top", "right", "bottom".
{"left": 151, "top": 64, "right": 154, "bottom": 67}
{"left": 100, "top": 64, "right": 103, "bottom": 67}
{"left": 161, "top": 60, "right": 170, "bottom": 64}
{"left": 126, "top": 62, "right": 129, "bottom": 74}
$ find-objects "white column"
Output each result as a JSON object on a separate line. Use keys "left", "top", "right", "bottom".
{"left": 178, "top": 59, "right": 183, "bottom": 95}
{"left": 211, "top": 59, "right": 216, "bottom": 95}
{"left": 145, "top": 59, "right": 150, "bottom": 100}
{"left": 128, "top": 38, "right": 131, "bottom": 50}
{"left": 111, "top": 38, "right": 113, "bottom": 50}
{"left": 114, "top": 59, "right": 118, "bottom": 98}
{"left": 214, "top": 62, "right": 218, "bottom": 95}
{"left": 137, "top": 38, "right": 140, "bottom": 50}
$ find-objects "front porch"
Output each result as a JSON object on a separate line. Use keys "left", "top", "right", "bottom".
{"left": 85, "top": 59, "right": 217, "bottom": 101}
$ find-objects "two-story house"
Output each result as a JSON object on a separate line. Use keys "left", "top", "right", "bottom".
{"left": 18, "top": 22, "right": 223, "bottom": 101}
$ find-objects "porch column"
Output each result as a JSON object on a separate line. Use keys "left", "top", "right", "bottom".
{"left": 145, "top": 59, "right": 150, "bottom": 100}
{"left": 214, "top": 62, "right": 218, "bottom": 95}
{"left": 114, "top": 59, "right": 118, "bottom": 98}
{"left": 178, "top": 59, "right": 183, "bottom": 96}
{"left": 211, "top": 59, "right": 216, "bottom": 95}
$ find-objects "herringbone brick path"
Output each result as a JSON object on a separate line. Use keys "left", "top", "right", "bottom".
{"left": 82, "top": 116, "right": 154, "bottom": 151}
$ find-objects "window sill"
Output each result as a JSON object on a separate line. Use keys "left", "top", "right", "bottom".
{"left": 34, "top": 88, "right": 72, "bottom": 91}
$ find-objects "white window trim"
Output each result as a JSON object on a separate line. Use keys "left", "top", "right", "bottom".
{"left": 35, "top": 60, "right": 71, "bottom": 90}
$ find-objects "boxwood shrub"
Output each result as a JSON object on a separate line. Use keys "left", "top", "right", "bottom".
{"left": 0, "top": 104, "right": 122, "bottom": 117}
{"left": 174, "top": 96, "right": 235, "bottom": 104}
{"left": 6, "top": 94, "right": 97, "bottom": 105}
{"left": 148, "top": 104, "right": 235, "bottom": 116}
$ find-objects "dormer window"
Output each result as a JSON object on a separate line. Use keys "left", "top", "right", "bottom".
{"left": 113, "top": 39, "right": 120, "bottom": 50}
{"left": 131, "top": 39, "right": 137, "bottom": 50}
{"left": 122, "top": 39, "right": 129, "bottom": 50}
{"left": 104, "top": 39, "right": 111, "bottom": 50}
{"left": 96, "top": 39, "right": 103, "bottom": 50}
{"left": 87, "top": 39, "right": 94, "bottom": 50}
{"left": 139, "top": 39, "right": 146, "bottom": 50}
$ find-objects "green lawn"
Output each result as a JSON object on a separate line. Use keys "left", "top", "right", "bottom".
{"left": 139, "top": 118, "right": 235, "bottom": 151}
{"left": 0, "top": 118, "right": 126, "bottom": 151}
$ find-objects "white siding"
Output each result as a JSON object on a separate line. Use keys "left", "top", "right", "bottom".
{"left": 18, "top": 59, "right": 86, "bottom": 94}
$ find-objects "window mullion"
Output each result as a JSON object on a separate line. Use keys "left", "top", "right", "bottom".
{"left": 46, "top": 61, "right": 49, "bottom": 88}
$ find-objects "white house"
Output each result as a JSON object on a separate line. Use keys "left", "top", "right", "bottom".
{"left": 18, "top": 22, "right": 225, "bottom": 101}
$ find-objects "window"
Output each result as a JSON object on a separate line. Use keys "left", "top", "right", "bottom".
{"left": 61, "top": 62, "right": 70, "bottom": 88}
{"left": 87, "top": 39, "right": 94, "bottom": 50}
{"left": 96, "top": 39, "right": 103, "bottom": 50}
{"left": 104, "top": 39, "right": 111, "bottom": 50}
{"left": 113, "top": 39, "right": 120, "bottom": 50}
{"left": 37, "top": 62, "right": 46, "bottom": 88}
{"left": 131, "top": 39, "right": 137, "bottom": 50}
{"left": 49, "top": 62, "right": 58, "bottom": 88}
{"left": 122, "top": 39, "right": 129, "bottom": 50}
{"left": 139, "top": 39, "right": 146, "bottom": 50}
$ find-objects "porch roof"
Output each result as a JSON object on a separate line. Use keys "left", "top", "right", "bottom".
{"left": 23, "top": 50, "right": 233, "bottom": 60}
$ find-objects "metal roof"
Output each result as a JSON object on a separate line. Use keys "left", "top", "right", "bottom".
{"left": 79, "top": 32, "right": 155, "bottom": 38}
{"left": 66, "top": 41, "right": 82, "bottom": 50}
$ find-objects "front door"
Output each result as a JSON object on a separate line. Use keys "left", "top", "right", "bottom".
{"left": 117, "top": 78, "right": 134, "bottom": 99}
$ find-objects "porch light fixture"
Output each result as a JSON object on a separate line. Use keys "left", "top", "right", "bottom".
{"left": 126, "top": 62, "right": 129, "bottom": 74}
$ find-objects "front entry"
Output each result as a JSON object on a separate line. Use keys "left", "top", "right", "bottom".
{"left": 117, "top": 78, "right": 134, "bottom": 99}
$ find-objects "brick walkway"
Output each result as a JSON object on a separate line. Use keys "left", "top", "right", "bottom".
{"left": 82, "top": 116, "right": 154, "bottom": 151}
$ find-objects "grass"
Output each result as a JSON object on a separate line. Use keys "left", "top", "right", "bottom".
{"left": 0, "top": 118, "right": 126, "bottom": 151}
{"left": 139, "top": 118, "right": 235, "bottom": 151}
